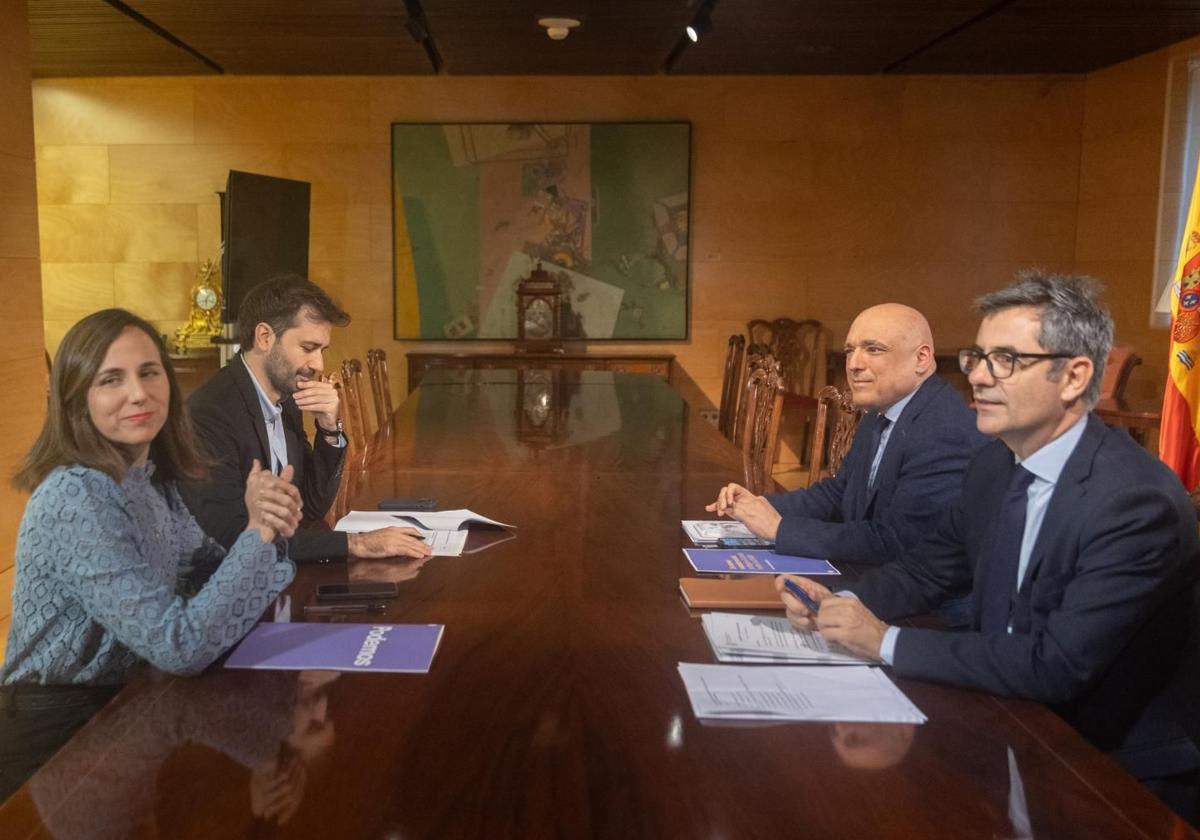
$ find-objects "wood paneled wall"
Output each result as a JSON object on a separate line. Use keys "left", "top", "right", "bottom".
{"left": 32, "top": 58, "right": 1194, "bottom": 462}
{"left": 0, "top": 2, "right": 48, "bottom": 655}
{"left": 33, "top": 74, "right": 1093, "bottom": 421}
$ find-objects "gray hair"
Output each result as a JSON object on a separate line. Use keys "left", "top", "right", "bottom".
{"left": 975, "top": 270, "right": 1113, "bottom": 406}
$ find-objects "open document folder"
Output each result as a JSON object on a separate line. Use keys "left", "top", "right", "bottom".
{"left": 677, "top": 663, "right": 927, "bottom": 724}
{"left": 701, "top": 612, "right": 873, "bottom": 664}
{"left": 335, "top": 509, "right": 515, "bottom": 531}
{"left": 334, "top": 509, "right": 515, "bottom": 557}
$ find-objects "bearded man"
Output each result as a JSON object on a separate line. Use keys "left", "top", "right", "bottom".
{"left": 180, "top": 275, "right": 429, "bottom": 563}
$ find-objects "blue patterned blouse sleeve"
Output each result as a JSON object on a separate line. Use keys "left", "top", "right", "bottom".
{"left": 10, "top": 466, "right": 294, "bottom": 679}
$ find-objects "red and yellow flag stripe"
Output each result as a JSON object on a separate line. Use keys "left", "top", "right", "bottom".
{"left": 1159, "top": 163, "right": 1200, "bottom": 489}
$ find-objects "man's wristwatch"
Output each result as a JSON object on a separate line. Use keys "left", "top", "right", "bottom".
{"left": 317, "top": 418, "right": 345, "bottom": 445}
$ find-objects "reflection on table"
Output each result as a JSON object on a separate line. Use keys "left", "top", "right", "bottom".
{"left": 16, "top": 670, "right": 336, "bottom": 838}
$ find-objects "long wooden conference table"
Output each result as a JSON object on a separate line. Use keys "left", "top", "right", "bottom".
{"left": 0, "top": 370, "right": 1192, "bottom": 838}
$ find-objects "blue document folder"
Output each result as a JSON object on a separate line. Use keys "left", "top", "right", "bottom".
{"left": 225, "top": 622, "right": 444, "bottom": 673}
{"left": 683, "top": 548, "right": 840, "bottom": 576}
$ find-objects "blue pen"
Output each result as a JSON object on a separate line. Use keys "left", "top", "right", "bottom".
{"left": 783, "top": 578, "right": 821, "bottom": 613}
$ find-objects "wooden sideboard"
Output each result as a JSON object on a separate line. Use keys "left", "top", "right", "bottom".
{"left": 168, "top": 349, "right": 220, "bottom": 398}
{"left": 406, "top": 351, "right": 674, "bottom": 393}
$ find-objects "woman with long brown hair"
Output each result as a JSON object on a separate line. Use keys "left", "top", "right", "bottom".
{"left": 0, "top": 309, "right": 302, "bottom": 798}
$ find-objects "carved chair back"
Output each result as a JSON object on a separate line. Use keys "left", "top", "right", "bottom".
{"left": 737, "top": 354, "right": 785, "bottom": 495}
{"left": 718, "top": 334, "right": 746, "bottom": 440}
{"left": 807, "top": 386, "right": 864, "bottom": 486}
{"left": 366, "top": 348, "right": 395, "bottom": 432}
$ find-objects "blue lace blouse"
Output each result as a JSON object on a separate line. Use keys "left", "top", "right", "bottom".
{"left": 0, "top": 463, "right": 295, "bottom": 685}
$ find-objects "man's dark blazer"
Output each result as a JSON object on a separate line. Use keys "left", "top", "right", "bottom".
{"left": 765, "top": 374, "right": 985, "bottom": 564}
{"left": 849, "top": 414, "right": 1200, "bottom": 780}
{"left": 178, "top": 356, "right": 348, "bottom": 563}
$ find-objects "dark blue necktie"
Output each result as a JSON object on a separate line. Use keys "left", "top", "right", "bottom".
{"left": 979, "top": 464, "right": 1036, "bottom": 633}
{"left": 867, "top": 416, "right": 892, "bottom": 489}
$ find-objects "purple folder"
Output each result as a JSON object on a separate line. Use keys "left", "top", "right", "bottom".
{"left": 683, "top": 548, "right": 840, "bottom": 576}
{"left": 225, "top": 622, "right": 444, "bottom": 673}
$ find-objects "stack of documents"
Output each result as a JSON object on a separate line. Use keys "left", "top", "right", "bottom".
{"left": 334, "top": 509, "right": 515, "bottom": 557}
{"left": 677, "top": 662, "right": 927, "bottom": 723}
{"left": 701, "top": 612, "right": 871, "bottom": 664}
{"left": 681, "top": 520, "right": 757, "bottom": 545}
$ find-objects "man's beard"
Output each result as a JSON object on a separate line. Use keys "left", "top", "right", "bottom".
{"left": 265, "top": 345, "right": 313, "bottom": 398}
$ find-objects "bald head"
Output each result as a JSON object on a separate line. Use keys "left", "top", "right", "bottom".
{"left": 852, "top": 303, "right": 934, "bottom": 349}
{"left": 843, "top": 303, "right": 935, "bottom": 411}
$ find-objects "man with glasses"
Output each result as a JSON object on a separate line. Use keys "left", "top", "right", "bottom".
{"left": 779, "top": 272, "right": 1200, "bottom": 822}
{"left": 707, "top": 302, "right": 985, "bottom": 565}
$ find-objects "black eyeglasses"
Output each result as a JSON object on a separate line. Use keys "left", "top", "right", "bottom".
{"left": 957, "top": 348, "right": 1073, "bottom": 379}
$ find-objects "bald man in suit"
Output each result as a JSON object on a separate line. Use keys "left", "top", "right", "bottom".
{"left": 709, "top": 303, "right": 985, "bottom": 566}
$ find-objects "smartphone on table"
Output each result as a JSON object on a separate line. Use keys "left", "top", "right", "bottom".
{"left": 378, "top": 498, "right": 437, "bottom": 511}
{"left": 316, "top": 582, "right": 400, "bottom": 602}
{"left": 717, "top": 537, "right": 775, "bottom": 549}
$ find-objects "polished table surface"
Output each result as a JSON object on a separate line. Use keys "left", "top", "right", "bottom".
{"left": 0, "top": 370, "right": 1192, "bottom": 839}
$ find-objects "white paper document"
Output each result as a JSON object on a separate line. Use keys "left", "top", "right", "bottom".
{"left": 332, "top": 511, "right": 495, "bottom": 557}
{"left": 677, "top": 663, "right": 927, "bottom": 723}
{"left": 335, "top": 509, "right": 515, "bottom": 532}
{"left": 681, "top": 520, "right": 757, "bottom": 545}
{"left": 412, "top": 528, "right": 468, "bottom": 556}
{"left": 701, "top": 612, "right": 873, "bottom": 665}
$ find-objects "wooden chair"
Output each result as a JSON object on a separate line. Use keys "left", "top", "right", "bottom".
{"left": 1099, "top": 344, "right": 1142, "bottom": 406}
{"left": 746, "top": 319, "right": 775, "bottom": 357}
{"left": 717, "top": 334, "right": 746, "bottom": 440}
{"left": 366, "top": 348, "right": 395, "bottom": 432}
{"left": 746, "top": 318, "right": 825, "bottom": 396}
{"left": 325, "top": 371, "right": 358, "bottom": 522}
{"left": 771, "top": 318, "right": 825, "bottom": 397}
{"left": 737, "top": 355, "right": 785, "bottom": 495}
{"left": 339, "top": 359, "right": 371, "bottom": 457}
{"left": 807, "top": 386, "right": 864, "bottom": 486}
{"left": 746, "top": 317, "right": 826, "bottom": 467}
{"left": 733, "top": 353, "right": 770, "bottom": 449}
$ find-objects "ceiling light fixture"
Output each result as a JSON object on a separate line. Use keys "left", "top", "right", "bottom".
{"left": 664, "top": 0, "right": 718, "bottom": 73}
{"left": 537, "top": 17, "right": 581, "bottom": 41}
{"left": 403, "top": 0, "right": 442, "bottom": 73}
{"left": 685, "top": 8, "right": 712, "bottom": 43}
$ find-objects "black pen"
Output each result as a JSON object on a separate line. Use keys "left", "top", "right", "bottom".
{"left": 303, "top": 603, "right": 387, "bottom": 615}
{"left": 783, "top": 578, "right": 821, "bottom": 613}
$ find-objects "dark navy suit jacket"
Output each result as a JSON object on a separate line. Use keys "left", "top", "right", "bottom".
{"left": 765, "top": 375, "right": 985, "bottom": 564}
{"left": 849, "top": 414, "right": 1200, "bottom": 779}
{"left": 179, "top": 356, "right": 347, "bottom": 563}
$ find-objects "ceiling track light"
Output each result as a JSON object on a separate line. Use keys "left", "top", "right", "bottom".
{"left": 664, "top": 0, "right": 718, "bottom": 73}
{"left": 402, "top": 0, "right": 442, "bottom": 73}
{"left": 686, "top": 8, "right": 713, "bottom": 43}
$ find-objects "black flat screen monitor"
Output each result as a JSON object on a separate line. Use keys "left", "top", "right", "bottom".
{"left": 221, "top": 170, "right": 310, "bottom": 324}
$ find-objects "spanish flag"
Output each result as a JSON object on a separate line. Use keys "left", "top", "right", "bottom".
{"left": 1159, "top": 171, "right": 1200, "bottom": 489}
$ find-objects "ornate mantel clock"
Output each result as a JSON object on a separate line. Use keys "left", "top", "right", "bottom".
{"left": 172, "top": 259, "right": 224, "bottom": 354}
{"left": 515, "top": 261, "right": 565, "bottom": 354}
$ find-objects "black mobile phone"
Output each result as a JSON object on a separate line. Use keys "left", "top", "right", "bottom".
{"left": 316, "top": 582, "right": 400, "bottom": 602}
{"left": 378, "top": 497, "right": 437, "bottom": 511}
{"left": 717, "top": 537, "right": 775, "bottom": 549}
